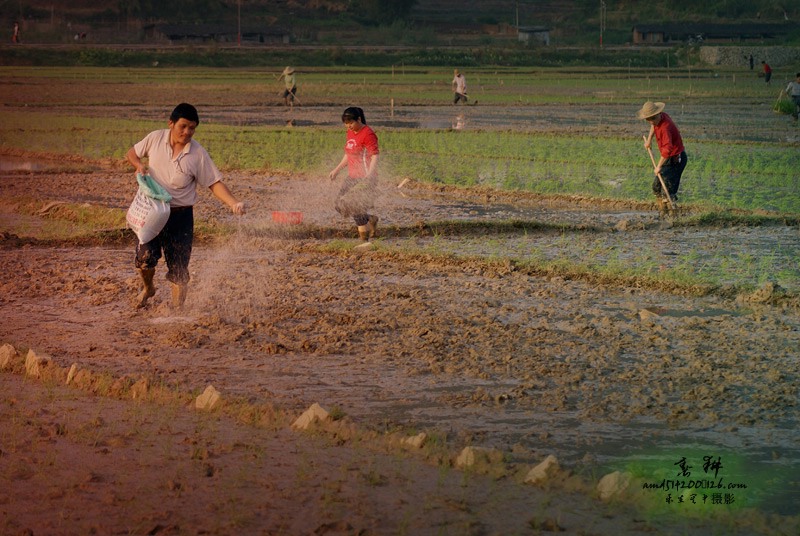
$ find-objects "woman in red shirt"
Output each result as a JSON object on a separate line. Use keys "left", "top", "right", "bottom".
{"left": 329, "top": 107, "right": 380, "bottom": 241}
{"left": 638, "top": 101, "right": 687, "bottom": 210}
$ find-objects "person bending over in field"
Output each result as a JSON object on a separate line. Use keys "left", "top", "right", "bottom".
{"left": 328, "top": 106, "right": 380, "bottom": 241}
{"left": 126, "top": 103, "right": 246, "bottom": 309}
{"left": 761, "top": 61, "right": 772, "bottom": 84}
{"left": 638, "top": 101, "right": 687, "bottom": 213}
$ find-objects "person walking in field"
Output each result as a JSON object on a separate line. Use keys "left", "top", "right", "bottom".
{"left": 452, "top": 69, "right": 468, "bottom": 105}
{"left": 328, "top": 106, "right": 380, "bottom": 242}
{"left": 126, "top": 103, "right": 246, "bottom": 309}
{"left": 11, "top": 22, "right": 19, "bottom": 43}
{"left": 278, "top": 66, "right": 297, "bottom": 107}
{"left": 785, "top": 72, "right": 800, "bottom": 121}
{"left": 761, "top": 61, "right": 772, "bottom": 84}
{"left": 638, "top": 101, "right": 687, "bottom": 213}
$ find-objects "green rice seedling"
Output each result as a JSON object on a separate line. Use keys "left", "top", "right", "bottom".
{"left": 2, "top": 66, "right": 799, "bottom": 214}
{"left": 773, "top": 96, "right": 795, "bottom": 115}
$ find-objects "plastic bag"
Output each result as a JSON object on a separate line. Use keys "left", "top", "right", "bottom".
{"left": 126, "top": 173, "right": 172, "bottom": 244}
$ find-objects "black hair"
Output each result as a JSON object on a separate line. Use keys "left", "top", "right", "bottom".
{"left": 342, "top": 106, "right": 366, "bottom": 125}
{"left": 170, "top": 103, "right": 200, "bottom": 125}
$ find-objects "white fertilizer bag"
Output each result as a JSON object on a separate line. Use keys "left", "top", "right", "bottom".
{"left": 126, "top": 173, "right": 172, "bottom": 244}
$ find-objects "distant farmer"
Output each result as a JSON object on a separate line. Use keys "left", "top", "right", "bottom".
{"left": 638, "top": 101, "right": 687, "bottom": 212}
{"left": 278, "top": 66, "right": 297, "bottom": 107}
{"left": 762, "top": 61, "right": 772, "bottom": 84}
{"left": 748, "top": 54, "right": 754, "bottom": 70}
{"left": 328, "top": 106, "right": 380, "bottom": 241}
{"left": 11, "top": 21, "right": 19, "bottom": 43}
{"left": 785, "top": 73, "right": 800, "bottom": 121}
{"left": 126, "top": 103, "right": 246, "bottom": 309}
{"left": 452, "top": 69, "right": 468, "bottom": 105}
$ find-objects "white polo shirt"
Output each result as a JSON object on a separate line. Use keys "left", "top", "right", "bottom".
{"left": 133, "top": 129, "right": 222, "bottom": 208}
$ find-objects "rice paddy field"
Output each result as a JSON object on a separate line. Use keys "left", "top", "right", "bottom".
{"left": 1, "top": 63, "right": 799, "bottom": 535}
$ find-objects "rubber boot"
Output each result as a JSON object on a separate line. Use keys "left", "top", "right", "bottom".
{"left": 367, "top": 215, "right": 379, "bottom": 239}
{"left": 171, "top": 282, "right": 188, "bottom": 310}
{"left": 135, "top": 268, "right": 156, "bottom": 309}
{"left": 357, "top": 225, "right": 369, "bottom": 241}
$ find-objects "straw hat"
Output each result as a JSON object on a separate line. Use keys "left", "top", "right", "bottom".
{"left": 454, "top": 69, "right": 460, "bottom": 76}
{"left": 282, "top": 66, "right": 295, "bottom": 75}
{"left": 637, "top": 101, "right": 665, "bottom": 119}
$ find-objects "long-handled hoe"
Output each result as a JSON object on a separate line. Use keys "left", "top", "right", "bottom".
{"left": 643, "top": 135, "right": 677, "bottom": 215}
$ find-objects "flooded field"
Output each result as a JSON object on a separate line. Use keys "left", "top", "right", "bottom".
{"left": 1, "top": 65, "right": 798, "bottom": 534}
{"left": 1, "top": 161, "right": 798, "bottom": 534}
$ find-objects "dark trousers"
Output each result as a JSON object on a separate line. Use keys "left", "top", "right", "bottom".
{"left": 135, "top": 206, "right": 193, "bottom": 284}
{"left": 652, "top": 151, "right": 687, "bottom": 199}
{"left": 282, "top": 86, "right": 297, "bottom": 100}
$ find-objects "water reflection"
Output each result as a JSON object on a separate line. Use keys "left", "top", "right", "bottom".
{"left": 0, "top": 159, "right": 44, "bottom": 171}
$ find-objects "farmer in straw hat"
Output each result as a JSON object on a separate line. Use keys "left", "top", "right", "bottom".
{"left": 126, "top": 103, "right": 246, "bottom": 309}
{"left": 638, "top": 101, "right": 687, "bottom": 212}
{"left": 278, "top": 66, "right": 297, "bottom": 107}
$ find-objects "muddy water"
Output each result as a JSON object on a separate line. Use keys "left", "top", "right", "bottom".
{"left": 184, "top": 237, "right": 800, "bottom": 515}
{"left": 0, "top": 158, "right": 46, "bottom": 172}
{"left": 400, "top": 223, "right": 800, "bottom": 293}
{"left": 23, "top": 100, "right": 800, "bottom": 144}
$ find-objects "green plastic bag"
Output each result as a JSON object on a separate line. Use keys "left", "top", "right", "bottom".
{"left": 136, "top": 173, "right": 172, "bottom": 202}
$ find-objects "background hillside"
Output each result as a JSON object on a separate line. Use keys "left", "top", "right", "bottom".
{"left": 2, "top": 0, "right": 799, "bottom": 46}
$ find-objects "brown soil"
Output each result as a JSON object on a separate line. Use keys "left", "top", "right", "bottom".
{"left": 1, "top": 149, "right": 798, "bottom": 534}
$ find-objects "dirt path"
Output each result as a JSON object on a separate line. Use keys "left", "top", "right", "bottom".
{"left": 1, "top": 163, "right": 798, "bottom": 534}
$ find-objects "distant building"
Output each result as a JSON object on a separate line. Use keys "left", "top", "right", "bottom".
{"left": 632, "top": 23, "right": 795, "bottom": 45}
{"left": 518, "top": 26, "right": 550, "bottom": 46}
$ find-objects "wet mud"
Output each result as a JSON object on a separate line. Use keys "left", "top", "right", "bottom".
{"left": 1, "top": 160, "right": 798, "bottom": 528}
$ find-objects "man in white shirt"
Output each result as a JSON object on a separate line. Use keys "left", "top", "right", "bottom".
{"left": 126, "top": 103, "right": 246, "bottom": 309}
{"left": 452, "top": 69, "right": 468, "bottom": 104}
{"left": 785, "top": 72, "right": 800, "bottom": 121}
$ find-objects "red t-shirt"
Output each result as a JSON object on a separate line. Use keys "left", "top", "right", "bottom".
{"left": 654, "top": 112, "right": 684, "bottom": 159}
{"left": 345, "top": 125, "right": 379, "bottom": 179}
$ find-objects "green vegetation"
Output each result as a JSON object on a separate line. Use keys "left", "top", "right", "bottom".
{"left": 8, "top": 200, "right": 127, "bottom": 240}
{"left": 3, "top": 0, "right": 798, "bottom": 48}
{"left": 3, "top": 110, "right": 794, "bottom": 212}
{"left": 1, "top": 78, "right": 797, "bottom": 213}
{"left": 0, "top": 45, "right": 681, "bottom": 69}
{"left": 774, "top": 96, "right": 797, "bottom": 115}
{"left": 376, "top": 221, "right": 800, "bottom": 294}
